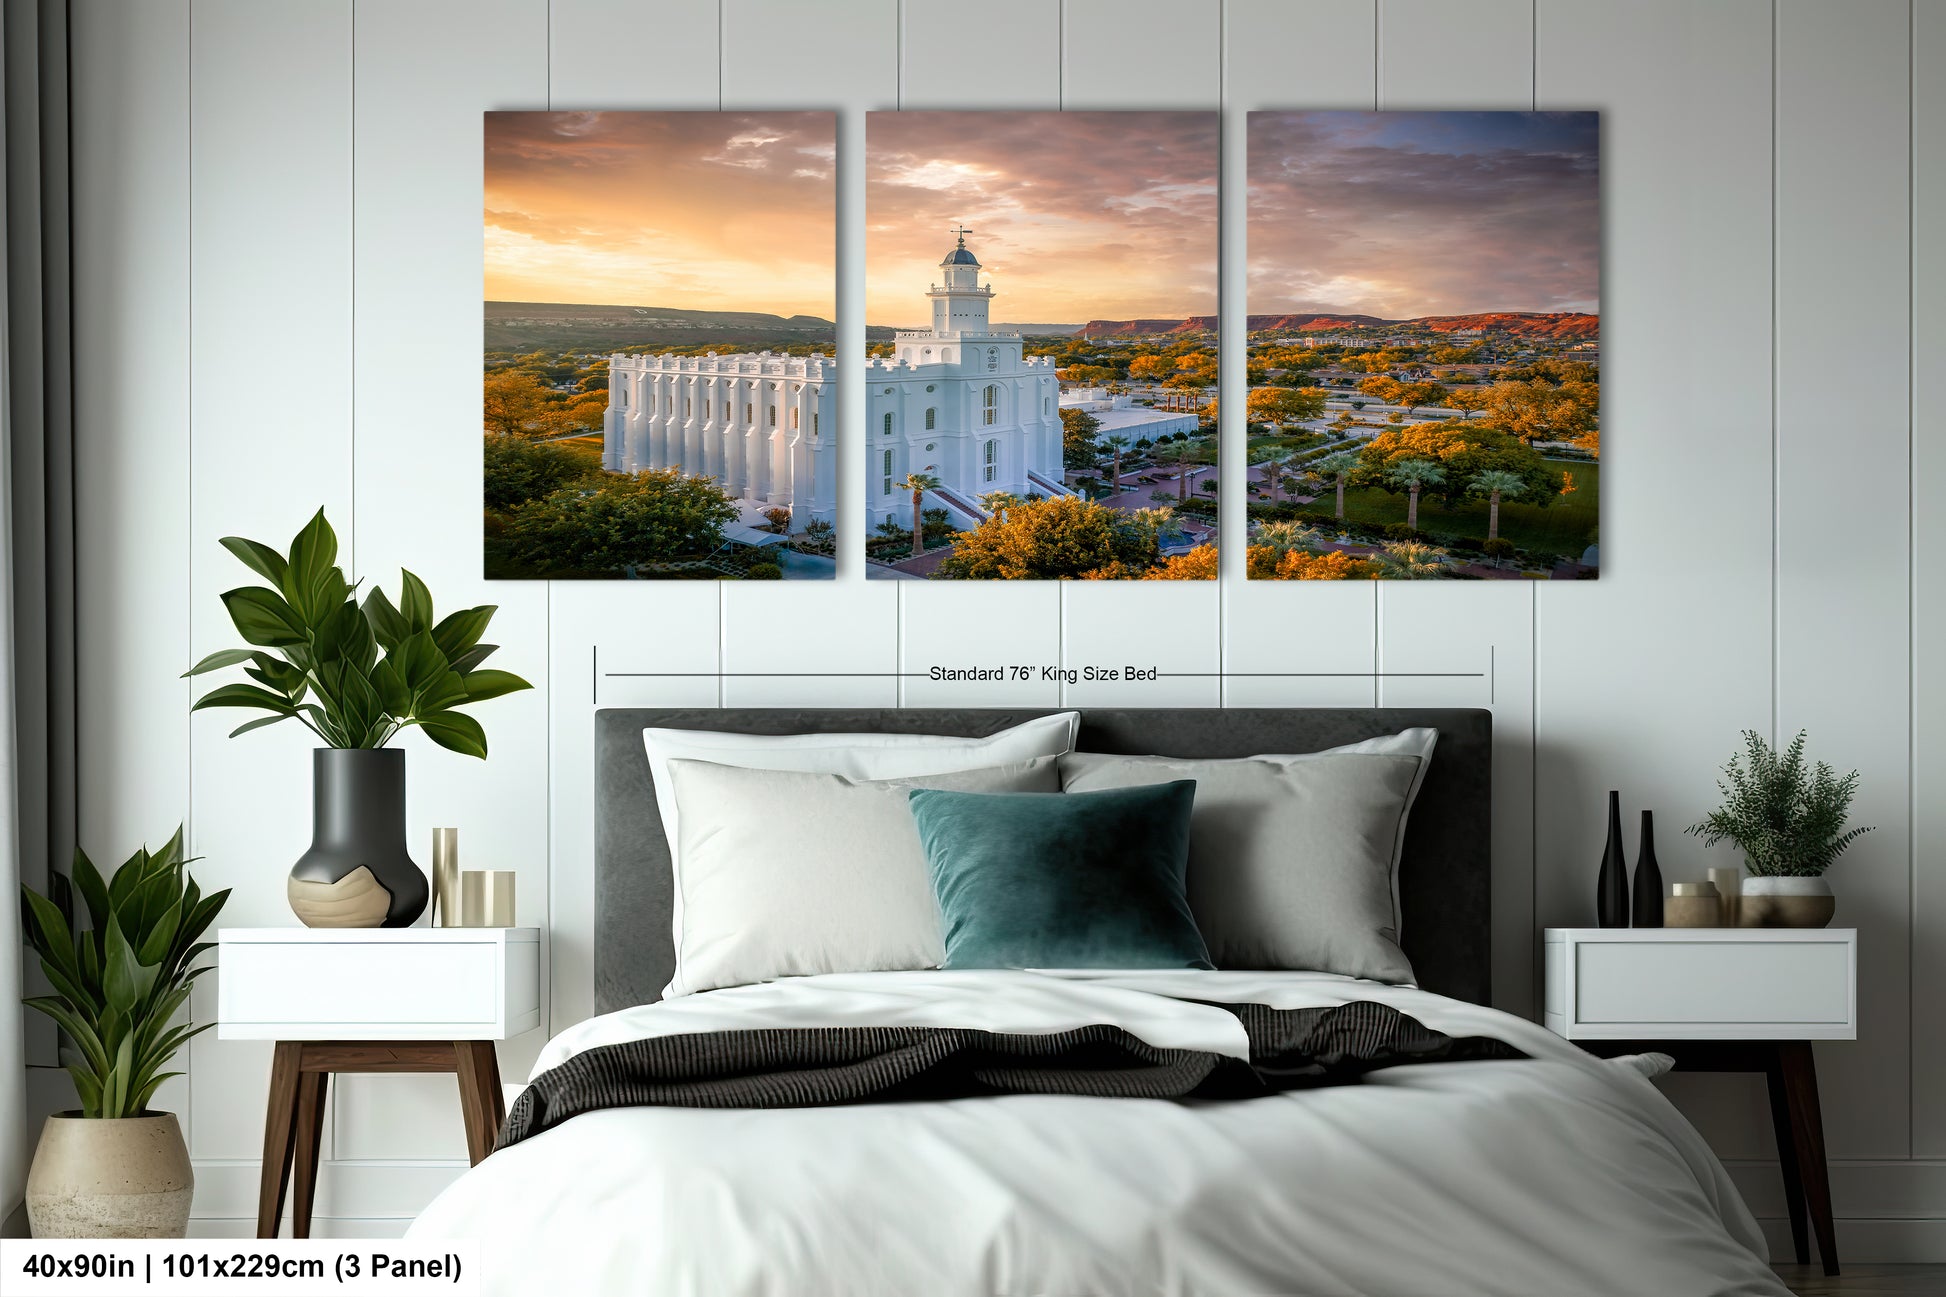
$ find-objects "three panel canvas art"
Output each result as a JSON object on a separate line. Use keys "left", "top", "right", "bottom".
{"left": 484, "top": 109, "right": 1598, "bottom": 583}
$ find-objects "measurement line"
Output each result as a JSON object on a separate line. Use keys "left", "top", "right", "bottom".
{"left": 600, "top": 671, "right": 1489, "bottom": 679}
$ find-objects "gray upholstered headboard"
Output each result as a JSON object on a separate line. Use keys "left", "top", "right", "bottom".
{"left": 594, "top": 708, "right": 1493, "bottom": 1012}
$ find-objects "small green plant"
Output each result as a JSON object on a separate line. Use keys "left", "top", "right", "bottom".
{"left": 185, "top": 510, "right": 531, "bottom": 757}
{"left": 1686, "top": 730, "right": 1873, "bottom": 876}
{"left": 743, "top": 562, "right": 783, "bottom": 580}
{"left": 19, "top": 829, "right": 228, "bottom": 1118}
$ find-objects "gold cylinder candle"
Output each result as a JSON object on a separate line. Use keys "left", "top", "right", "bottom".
{"left": 1707, "top": 866, "right": 1741, "bottom": 927}
{"left": 431, "top": 828, "right": 460, "bottom": 928}
{"left": 459, "top": 869, "right": 516, "bottom": 927}
{"left": 1664, "top": 881, "right": 1721, "bottom": 928}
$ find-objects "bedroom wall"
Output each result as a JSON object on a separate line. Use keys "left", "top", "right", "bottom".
{"left": 44, "top": 0, "right": 1941, "bottom": 1255}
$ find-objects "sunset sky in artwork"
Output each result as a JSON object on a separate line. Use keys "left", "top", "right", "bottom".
{"left": 1248, "top": 110, "right": 1600, "bottom": 319}
{"left": 484, "top": 111, "right": 836, "bottom": 316}
{"left": 867, "top": 112, "right": 1218, "bottom": 327}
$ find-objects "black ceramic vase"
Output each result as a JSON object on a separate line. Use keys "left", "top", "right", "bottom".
{"left": 287, "top": 748, "right": 428, "bottom": 928}
{"left": 1632, "top": 809, "right": 1664, "bottom": 928}
{"left": 1596, "top": 791, "right": 1629, "bottom": 928}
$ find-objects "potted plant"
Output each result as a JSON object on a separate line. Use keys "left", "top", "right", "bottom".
{"left": 19, "top": 829, "right": 226, "bottom": 1237}
{"left": 1686, "top": 730, "right": 1873, "bottom": 927}
{"left": 185, "top": 510, "right": 531, "bottom": 927}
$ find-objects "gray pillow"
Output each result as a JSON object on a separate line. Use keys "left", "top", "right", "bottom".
{"left": 1058, "top": 750, "right": 1426, "bottom": 983}
{"left": 662, "top": 756, "right": 1061, "bottom": 995}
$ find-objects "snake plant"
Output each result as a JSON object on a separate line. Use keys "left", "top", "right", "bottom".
{"left": 19, "top": 829, "right": 228, "bottom": 1118}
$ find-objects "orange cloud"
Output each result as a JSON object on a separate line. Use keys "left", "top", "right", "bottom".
{"left": 484, "top": 111, "right": 835, "bottom": 316}
{"left": 867, "top": 111, "right": 1219, "bottom": 327}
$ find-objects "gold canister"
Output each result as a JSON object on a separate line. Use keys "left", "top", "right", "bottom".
{"left": 1664, "top": 880, "right": 1722, "bottom": 928}
{"left": 459, "top": 869, "right": 516, "bottom": 928}
{"left": 431, "top": 828, "right": 460, "bottom": 927}
{"left": 1707, "top": 866, "right": 1741, "bottom": 927}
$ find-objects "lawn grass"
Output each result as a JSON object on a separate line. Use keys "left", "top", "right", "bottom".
{"left": 1331, "top": 459, "right": 1599, "bottom": 555}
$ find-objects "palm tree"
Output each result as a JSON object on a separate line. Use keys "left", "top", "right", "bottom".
{"left": 1170, "top": 442, "right": 1197, "bottom": 501}
{"left": 977, "top": 490, "right": 1023, "bottom": 516}
{"left": 1316, "top": 451, "right": 1360, "bottom": 522}
{"left": 1386, "top": 458, "right": 1446, "bottom": 531}
{"left": 1255, "top": 519, "right": 1327, "bottom": 554}
{"left": 1102, "top": 434, "right": 1132, "bottom": 493}
{"left": 1257, "top": 453, "right": 1289, "bottom": 503}
{"left": 900, "top": 470, "right": 941, "bottom": 556}
{"left": 1378, "top": 540, "right": 1449, "bottom": 580}
{"left": 1469, "top": 469, "right": 1526, "bottom": 542}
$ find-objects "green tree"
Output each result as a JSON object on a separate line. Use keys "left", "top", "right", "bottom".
{"left": 1354, "top": 422, "right": 1556, "bottom": 509}
{"left": 1102, "top": 434, "right": 1132, "bottom": 493}
{"left": 900, "top": 472, "right": 942, "bottom": 556}
{"left": 1469, "top": 468, "right": 1528, "bottom": 542}
{"left": 1316, "top": 451, "right": 1360, "bottom": 522}
{"left": 1060, "top": 407, "right": 1102, "bottom": 470}
{"left": 1386, "top": 459, "right": 1447, "bottom": 531}
{"left": 939, "top": 496, "right": 1158, "bottom": 580}
{"left": 503, "top": 469, "right": 737, "bottom": 576}
{"left": 483, "top": 433, "right": 601, "bottom": 512}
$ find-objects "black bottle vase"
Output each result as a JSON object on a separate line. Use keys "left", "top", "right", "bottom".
{"left": 1596, "top": 791, "right": 1629, "bottom": 928}
{"left": 1631, "top": 809, "right": 1664, "bottom": 928}
{"left": 287, "top": 748, "right": 429, "bottom": 928}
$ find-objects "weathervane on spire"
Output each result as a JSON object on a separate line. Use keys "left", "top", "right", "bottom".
{"left": 951, "top": 224, "right": 975, "bottom": 247}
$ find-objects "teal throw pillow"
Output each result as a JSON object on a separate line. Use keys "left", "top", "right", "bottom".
{"left": 906, "top": 780, "right": 1212, "bottom": 971}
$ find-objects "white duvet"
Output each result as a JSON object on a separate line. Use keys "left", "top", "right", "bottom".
{"left": 410, "top": 970, "right": 1787, "bottom": 1297}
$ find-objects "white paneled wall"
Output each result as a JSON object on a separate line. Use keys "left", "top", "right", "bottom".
{"left": 57, "top": 0, "right": 1941, "bottom": 1257}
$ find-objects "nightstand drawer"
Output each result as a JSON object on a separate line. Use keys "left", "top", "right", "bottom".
{"left": 1544, "top": 928, "right": 1856, "bottom": 1041}
{"left": 217, "top": 927, "right": 542, "bottom": 1041}
{"left": 1575, "top": 940, "right": 1849, "bottom": 1024}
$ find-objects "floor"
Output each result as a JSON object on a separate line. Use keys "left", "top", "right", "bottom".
{"left": 1775, "top": 1264, "right": 1946, "bottom": 1295}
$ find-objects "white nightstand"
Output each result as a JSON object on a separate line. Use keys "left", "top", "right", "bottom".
{"left": 217, "top": 927, "right": 542, "bottom": 1240}
{"left": 1544, "top": 927, "right": 1856, "bottom": 1277}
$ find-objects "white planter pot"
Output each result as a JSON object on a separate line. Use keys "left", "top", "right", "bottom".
{"left": 1737, "top": 875, "right": 1836, "bottom": 929}
{"left": 25, "top": 1111, "right": 194, "bottom": 1238}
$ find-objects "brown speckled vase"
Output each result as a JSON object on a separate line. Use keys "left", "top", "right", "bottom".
{"left": 25, "top": 1112, "right": 193, "bottom": 1238}
{"left": 1737, "top": 875, "right": 1837, "bottom": 928}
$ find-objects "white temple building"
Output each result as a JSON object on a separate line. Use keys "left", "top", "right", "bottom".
{"left": 602, "top": 231, "right": 1068, "bottom": 532}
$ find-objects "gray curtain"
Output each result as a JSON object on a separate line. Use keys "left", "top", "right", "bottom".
{"left": 1, "top": 0, "right": 77, "bottom": 1230}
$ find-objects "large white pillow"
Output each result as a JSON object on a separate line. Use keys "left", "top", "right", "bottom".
{"left": 642, "top": 713, "right": 1079, "bottom": 984}
{"left": 1057, "top": 729, "right": 1438, "bottom": 984}
{"left": 662, "top": 756, "right": 1062, "bottom": 996}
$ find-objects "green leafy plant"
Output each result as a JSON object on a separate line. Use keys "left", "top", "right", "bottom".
{"left": 1686, "top": 730, "right": 1873, "bottom": 876}
{"left": 19, "top": 829, "right": 228, "bottom": 1118}
{"left": 185, "top": 510, "right": 531, "bottom": 757}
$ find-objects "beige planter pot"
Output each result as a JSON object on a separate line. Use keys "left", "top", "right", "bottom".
{"left": 25, "top": 1112, "right": 194, "bottom": 1239}
{"left": 1737, "top": 875, "right": 1836, "bottom": 929}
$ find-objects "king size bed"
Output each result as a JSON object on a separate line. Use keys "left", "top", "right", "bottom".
{"left": 409, "top": 707, "right": 1786, "bottom": 1297}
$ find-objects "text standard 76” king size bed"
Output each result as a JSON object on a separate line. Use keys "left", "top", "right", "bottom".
{"left": 408, "top": 708, "right": 1785, "bottom": 1297}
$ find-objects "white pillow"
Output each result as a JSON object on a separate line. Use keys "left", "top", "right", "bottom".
{"left": 661, "top": 756, "right": 1062, "bottom": 996}
{"left": 642, "top": 713, "right": 1079, "bottom": 983}
{"left": 1059, "top": 750, "right": 1426, "bottom": 983}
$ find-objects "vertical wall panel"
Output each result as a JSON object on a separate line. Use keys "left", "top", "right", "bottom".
{"left": 1062, "top": 0, "right": 1220, "bottom": 108}
{"left": 343, "top": 0, "right": 550, "bottom": 1164}
{"left": 1378, "top": 0, "right": 1533, "bottom": 104}
{"left": 1915, "top": 0, "right": 1946, "bottom": 1160}
{"left": 548, "top": 0, "right": 719, "bottom": 106}
{"left": 70, "top": 1, "right": 192, "bottom": 880}
{"left": 185, "top": 0, "right": 356, "bottom": 1172}
{"left": 1534, "top": 0, "right": 1777, "bottom": 1160}
{"left": 902, "top": 0, "right": 1060, "bottom": 108}
{"left": 1222, "top": 0, "right": 1378, "bottom": 708}
{"left": 1372, "top": 0, "right": 1538, "bottom": 1018}
{"left": 1775, "top": 0, "right": 1912, "bottom": 1161}
{"left": 542, "top": 0, "right": 728, "bottom": 1032}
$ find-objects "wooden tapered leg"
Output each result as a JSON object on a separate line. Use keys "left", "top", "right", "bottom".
{"left": 1779, "top": 1041, "right": 1838, "bottom": 1277}
{"left": 1766, "top": 1049, "right": 1810, "bottom": 1265}
{"left": 257, "top": 1041, "right": 304, "bottom": 1239}
{"left": 453, "top": 1041, "right": 505, "bottom": 1166}
{"left": 291, "top": 1069, "right": 330, "bottom": 1239}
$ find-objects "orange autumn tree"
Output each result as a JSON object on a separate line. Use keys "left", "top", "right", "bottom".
{"left": 1246, "top": 546, "right": 1381, "bottom": 581}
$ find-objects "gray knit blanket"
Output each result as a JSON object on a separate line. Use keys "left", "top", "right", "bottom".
{"left": 498, "top": 1000, "right": 1525, "bottom": 1151}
